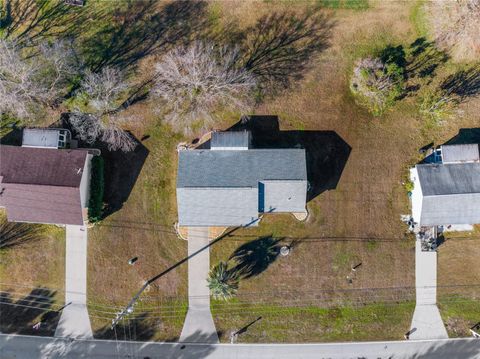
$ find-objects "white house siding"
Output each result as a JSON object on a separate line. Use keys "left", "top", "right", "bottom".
{"left": 79, "top": 154, "right": 93, "bottom": 209}
{"left": 410, "top": 167, "right": 423, "bottom": 225}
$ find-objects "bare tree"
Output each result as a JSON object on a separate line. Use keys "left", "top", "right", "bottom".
{"left": 81, "top": 67, "right": 129, "bottom": 113}
{"left": 69, "top": 110, "right": 137, "bottom": 152}
{"left": 0, "top": 38, "right": 78, "bottom": 120}
{"left": 70, "top": 68, "right": 136, "bottom": 152}
{"left": 350, "top": 57, "right": 402, "bottom": 116}
{"left": 0, "top": 39, "right": 46, "bottom": 119}
{"left": 152, "top": 41, "right": 257, "bottom": 135}
{"left": 38, "top": 39, "right": 79, "bottom": 102}
{"left": 428, "top": 0, "right": 480, "bottom": 62}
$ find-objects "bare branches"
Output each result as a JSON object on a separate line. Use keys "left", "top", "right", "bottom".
{"left": 0, "top": 38, "right": 79, "bottom": 120}
{"left": 81, "top": 67, "right": 128, "bottom": 113}
{"left": 70, "top": 67, "right": 137, "bottom": 152}
{"left": 428, "top": 0, "right": 480, "bottom": 62}
{"left": 0, "top": 39, "right": 46, "bottom": 120}
{"left": 69, "top": 110, "right": 137, "bottom": 152}
{"left": 152, "top": 41, "right": 257, "bottom": 135}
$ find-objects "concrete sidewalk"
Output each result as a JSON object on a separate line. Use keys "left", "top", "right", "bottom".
{"left": 409, "top": 240, "right": 448, "bottom": 340}
{"left": 180, "top": 227, "right": 219, "bottom": 343}
{"left": 55, "top": 225, "right": 93, "bottom": 339}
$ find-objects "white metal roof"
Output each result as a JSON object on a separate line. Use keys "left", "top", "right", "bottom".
{"left": 22, "top": 128, "right": 61, "bottom": 149}
{"left": 441, "top": 144, "right": 480, "bottom": 164}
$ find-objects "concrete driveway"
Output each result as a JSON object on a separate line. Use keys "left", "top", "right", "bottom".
{"left": 180, "top": 227, "right": 219, "bottom": 343}
{"left": 409, "top": 240, "right": 448, "bottom": 340}
{"left": 54, "top": 225, "right": 93, "bottom": 339}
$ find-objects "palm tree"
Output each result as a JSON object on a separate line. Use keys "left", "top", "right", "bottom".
{"left": 207, "top": 261, "right": 239, "bottom": 301}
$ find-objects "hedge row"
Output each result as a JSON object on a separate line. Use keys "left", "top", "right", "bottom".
{"left": 88, "top": 156, "right": 104, "bottom": 223}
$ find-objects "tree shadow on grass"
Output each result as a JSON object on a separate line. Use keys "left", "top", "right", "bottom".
{"left": 229, "top": 236, "right": 283, "bottom": 279}
{"left": 0, "top": 0, "right": 90, "bottom": 46}
{"left": 0, "top": 287, "right": 58, "bottom": 336}
{"left": 440, "top": 65, "right": 480, "bottom": 101}
{"left": 0, "top": 215, "right": 45, "bottom": 249}
{"left": 205, "top": 115, "right": 351, "bottom": 202}
{"left": 238, "top": 10, "right": 334, "bottom": 93}
{"left": 407, "top": 37, "right": 449, "bottom": 81}
{"left": 81, "top": 0, "right": 209, "bottom": 72}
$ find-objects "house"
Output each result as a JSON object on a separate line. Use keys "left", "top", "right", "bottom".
{"left": 0, "top": 144, "right": 93, "bottom": 225}
{"left": 22, "top": 128, "right": 72, "bottom": 149}
{"left": 176, "top": 131, "right": 308, "bottom": 227}
{"left": 410, "top": 143, "right": 480, "bottom": 227}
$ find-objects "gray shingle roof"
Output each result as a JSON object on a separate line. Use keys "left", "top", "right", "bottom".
{"left": 416, "top": 162, "right": 480, "bottom": 225}
{"left": 176, "top": 147, "right": 307, "bottom": 226}
{"left": 420, "top": 193, "right": 480, "bottom": 226}
{"left": 417, "top": 163, "right": 480, "bottom": 196}
{"left": 177, "top": 149, "right": 307, "bottom": 188}
{"left": 177, "top": 187, "right": 258, "bottom": 226}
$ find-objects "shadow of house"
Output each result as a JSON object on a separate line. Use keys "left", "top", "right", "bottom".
{"left": 0, "top": 288, "right": 58, "bottom": 336}
{"left": 443, "top": 128, "right": 480, "bottom": 146}
{"left": 200, "top": 116, "right": 351, "bottom": 202}
{"left": 59, "top": 114, "right": 149, "bottom": 218}
{"left": 100, "top": 137, "right": 149, "bottom": 217}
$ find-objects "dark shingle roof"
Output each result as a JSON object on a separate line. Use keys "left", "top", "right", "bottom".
{"left": 0, "top": 145, "right": 88, "bottom": 225}
{"left": 0, "top": 145, "right": 87, "bottom": 187}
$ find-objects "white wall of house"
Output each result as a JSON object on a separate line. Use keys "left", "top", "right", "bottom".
{"left": 79, "top": 154, "right": 93, "bottom": 208}
{"left": 410, "top": 167, "right": 423, "bottom": 225}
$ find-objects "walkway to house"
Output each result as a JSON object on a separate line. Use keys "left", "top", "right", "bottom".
{"left": 409, "top": 240, "right": 448, "bottom": 340}
{"left": 180, "top": 227, "right": 219, "bottom": 343}
{"left": 55, "top": 225, "right": 93, "bottom": 339}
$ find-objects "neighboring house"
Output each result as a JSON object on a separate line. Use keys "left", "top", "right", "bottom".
{"left": 410, "top": 143, "right": 480, "bottom": 227}
{"left": 176, "top": 131, "right": 308, "bottom": 227}
{"left": 0, "top": 141, "right": 93, "bottom": 225}
{"left": 22, "top": 128, "right": 72, "bottom": 149}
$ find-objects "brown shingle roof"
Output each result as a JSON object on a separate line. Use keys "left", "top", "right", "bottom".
{"left": 0, "top": 145, "right": 89, "bottom": 225}
{"left": 0, "top": 145, "right": 87, "bottom": 187}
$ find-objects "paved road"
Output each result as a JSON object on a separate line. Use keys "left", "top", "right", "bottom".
{"left": 1, "top": 334, "right": 480, "bottom": 359}
{"left": 180, "top": 227, "right": 219, "bottom": 343}
{"left": 55, "top": 225, "right": 93, "bottom": 339}
{"left": 409, "top": 240, "right": 448, "bottom": 340}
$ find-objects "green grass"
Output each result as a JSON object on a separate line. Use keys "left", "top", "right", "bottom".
{"left": 212, "top": 300, "right": 415, "bottom": 342}
{"left": 410, "top": 0, "right": 428, "bottom": 38}
{"left": 438, "top": 297, "right": 480, "bottom": 338}
{"left": 317, "top": 0, "right": 369, "bottom": 10}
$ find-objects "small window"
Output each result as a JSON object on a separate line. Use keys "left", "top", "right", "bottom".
{"left": 58, "top": 140, "right": 65, "bottom": 147}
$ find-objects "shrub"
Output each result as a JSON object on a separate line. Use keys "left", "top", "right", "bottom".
{"left": 207, "top": 261, "right": 239, "bottom": 301}
{"left": 350, "top": 57, "right": 404, "bottom": 116}
{"left": 88, "top": 156, "right": 105, "bottom": 223}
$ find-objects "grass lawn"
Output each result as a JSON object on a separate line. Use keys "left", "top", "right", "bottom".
{"left": 1, "top": 0, "right": 480, "bottom": 343}
{"left": 0, "top": 211, "right": 65, "bottom": 336}
{"left": 437, "top": 228, "right": 480, "bottom": 337}
{"left": 212, "top": 300, "right": 415, "bottom": 343}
